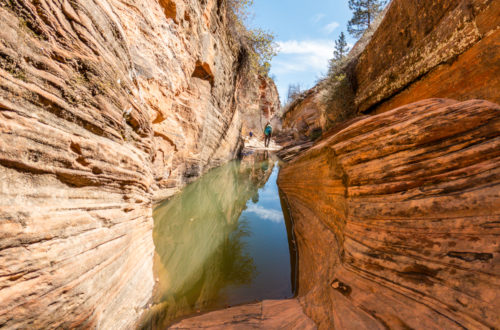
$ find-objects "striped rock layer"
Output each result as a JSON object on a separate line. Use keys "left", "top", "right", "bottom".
{"left": 278, "top": 99, "right": 500, "bottom": 329}
{"left": 0, "top": 0, "right": 278, "bottom": 328}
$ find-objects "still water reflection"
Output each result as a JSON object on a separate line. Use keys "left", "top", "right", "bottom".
{"left": 139, "top": 154, "right": 295, "bottom": 328}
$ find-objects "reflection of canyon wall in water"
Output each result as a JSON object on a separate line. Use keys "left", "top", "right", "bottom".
{"left": 0, "top": 0, "right": 279, "bottom": 327}
{"left": 140, "top": 155, "right": 274, "bottom": 328}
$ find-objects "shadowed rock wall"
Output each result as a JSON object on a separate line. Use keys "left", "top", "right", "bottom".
{"left": 0, "top": 0, "right": 278, "bottom": 328}
{"left": 278, "top": 99, "right": 500, "bottom": 329}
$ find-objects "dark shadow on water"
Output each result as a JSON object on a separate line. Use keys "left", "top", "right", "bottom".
{"left": 279, "top": 188, "right": 299, "bottom": 296}
{"left": 138, "top": 153, "right": 296, "bottom": 329}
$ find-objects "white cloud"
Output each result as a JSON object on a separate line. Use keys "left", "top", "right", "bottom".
{"left": 312, "top": 13, "right": 325, "bottom": 23}
{"left": 274, "top": 40, "right": 334, "bottom": 74}
{"left": 272, "top": 60, "right": 304, "bottom": 73}
{"left": 246, "top": 204, "right": 283, "bottom": 223}
{"left": 323, "top": 21, "right": 340, "bottom": 34}
{"left": 277, "top": 40, "right": 333, "bottom": 57}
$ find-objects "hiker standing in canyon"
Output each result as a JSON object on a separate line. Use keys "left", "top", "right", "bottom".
{"left": 264, "top": 122, "right": 272, "bottom": 148}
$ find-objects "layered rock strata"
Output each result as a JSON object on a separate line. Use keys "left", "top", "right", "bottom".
{"left": 356, "top": 0, "right": 500, "bottom": 113}
{"left": 0, "top": 0, "right": 278, "bottom": 328}
{"left": 281, "top": 86, "right": 327, "bottom": 141}
{"left": 238, "top": 75, "right": 280, "bottom": 138}
{"left": 278, "top": 99, "right": 500, "bottom": 329}
{"left": 281, "top": 0, "right": 499, "bottom": 144}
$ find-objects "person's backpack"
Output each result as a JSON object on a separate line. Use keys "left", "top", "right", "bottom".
{"left": 264, "top": 125, "right": 272, "bottom": 136}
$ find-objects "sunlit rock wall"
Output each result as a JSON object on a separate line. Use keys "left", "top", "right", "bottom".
{"left": 238, "top": 75, "right": 280, "bottom": 137}
{"left": 281, "top": 85, "right": 328, "bottom": 141}
{"left": 0, "top": 0, "right": 278, "bottom": 328}
{"left": 281, "top": 0, "right": 499, "bottom": 139}
{"left": 278, "top": 99, "right": 500, "bottom": 329}
{"left": 116, "top": 0, "right": 279, "bottom": 200}
{"left": 355, "top": 0, "right": 500, "bottom": 113}
{"left": 278, "top": 2, "right": 500, "bottom": 327}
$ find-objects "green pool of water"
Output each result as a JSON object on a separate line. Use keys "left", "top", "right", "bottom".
{"left": 140, "top": 154, "right": 296, "bottom": 328}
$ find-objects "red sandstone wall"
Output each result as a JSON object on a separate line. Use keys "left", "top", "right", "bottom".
{"left": 279, "top": 99, "right": 500, "bottom": 329}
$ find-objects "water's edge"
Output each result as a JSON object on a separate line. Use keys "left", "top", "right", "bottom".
{"left": 278, "top": 188, "right": 299, "bottom": 297}
{"left": 138, "top": 155, "right": 299, "bottom": 329}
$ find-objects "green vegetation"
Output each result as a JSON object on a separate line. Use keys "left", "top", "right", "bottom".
{"left": 320, "top": 1, "right": 388, "bottom": 127}
{"left": 227, "top": 0, "right": 278, "bottom": 76}
{"left": 322, "top": 59, "right": 356, "bottom": 125}
{"left": 320, "top": 31, "right": 355, "bottom": 125}
{"left": 347, "top": 0, "right": 387, "bottom": 38}
{"left": 333, "top": 32, "right": 349, "bottom": 61}
{"left": 327, "top": 31, "right": 350, "bottom": 82}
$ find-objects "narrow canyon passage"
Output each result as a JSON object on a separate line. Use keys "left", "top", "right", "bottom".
{"left": 0, "top": 0, "right": 498, "bottom": 328}
{"left": 139, "top": 153, "right": 297, "bottom": 328}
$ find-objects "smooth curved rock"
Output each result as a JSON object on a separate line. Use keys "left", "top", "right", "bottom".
{"left": 278, "top": 99, "right": 500, "bottom": 329}
{"left": 0, "top": 0, "right": 278, "bottom": 328}
{"left": 169, "top": 299, "right": 316, "bottom": 329}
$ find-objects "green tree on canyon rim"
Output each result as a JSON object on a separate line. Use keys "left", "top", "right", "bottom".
{"left": 347, "top": 0, "right": 387, "bottom": 38}
{"left": 321, "top": 0, "right": 389, "bottom": 126}
{"left": 333, "top": 32, "right": 349, "bottom": 61}
{"left": 327, "top": 32, "right": 350, "bottom": 80}
{"left": 227, "top": 0, "right": 277, "bottom": 76}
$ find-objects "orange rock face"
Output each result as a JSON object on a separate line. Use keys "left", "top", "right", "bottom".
{"left": 169, "top": 299, "right": 316, "bottom": 329}
{"left": 278, "top": 99, "right": 500, "bottom": 329}
{"left": 355, "top": 0, "right": 500, "bottom": 113}
{"left": 282, "top": 0, "right": 499, "bottom": 140}
{"left": 0, "top": 0, "right": 278, "bottom": 328}
{"left": 239, "top": 75, "right": 280, "bottom": 138}
{"left": 282, "top": 87, "right": 327, "bottom": 140}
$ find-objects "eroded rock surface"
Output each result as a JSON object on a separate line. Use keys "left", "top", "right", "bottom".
{"left": 281, "top": 86, "right": 327, "bottom": 141}
{"left": 281, "top": 0, "right": 499, "bottom": 149}
{"left": 0, "top": 0, "right": 278, "bottom": 328}
{"left": 169, "top": 299, "right": 316, "bottom": 329}
{"left": 356, "top": 0, "right": 500, "bottom": 113}
{"left": 239, "top": 75, "right": 280, "bottom": 138}
{"left": 278, "top": 99, "right": 500, "bottom": 329}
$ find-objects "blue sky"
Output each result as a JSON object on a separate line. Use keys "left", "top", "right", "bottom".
{"left": 248, "top": 0, "right": 356, "bottom": 104}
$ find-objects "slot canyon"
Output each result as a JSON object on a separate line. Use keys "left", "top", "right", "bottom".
{"left": 0, "top": 0, "right": 498, "bottom": 329}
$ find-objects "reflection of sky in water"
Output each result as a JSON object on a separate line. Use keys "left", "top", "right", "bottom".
{"left": 223, "top": 164, "right": 292, "bottom": 303}
{"left": 247, "top": 167, "right": 286, "bottom": 223}
{"left": 145, "top": 158, "right": 293, "bottom": 328}
{"left": 246, "top": 204, "right": 283, "bottom": 223}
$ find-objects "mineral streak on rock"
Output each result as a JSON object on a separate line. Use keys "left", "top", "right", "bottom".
{"left": 0, "top": 0, "right": 278, "bottom": 328}
{"left": 278, "top": 99, "right": 500, "bottom": 329}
